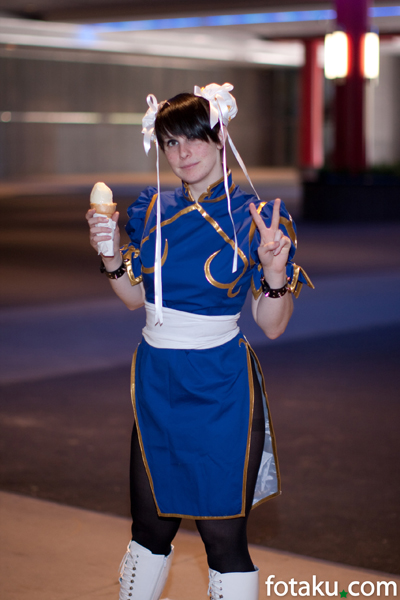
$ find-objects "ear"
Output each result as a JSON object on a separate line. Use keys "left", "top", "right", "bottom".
{"left": 217, "top": 126, "right": 227, "bottom": 149}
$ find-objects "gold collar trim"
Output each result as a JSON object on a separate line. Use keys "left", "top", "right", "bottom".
{"left": 183, "top": 170, "right": 234, "bottom": 203}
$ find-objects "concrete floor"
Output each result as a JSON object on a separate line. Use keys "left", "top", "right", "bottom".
{"left": 1, "top": 491, "right": 399, "bottom": 600}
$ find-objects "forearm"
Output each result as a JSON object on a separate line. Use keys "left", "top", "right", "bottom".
{"left": 252, "top": 269, "right": 293, "bottom": 339}
{"left": 102, "top": 253, "right": 145, "bottom": 310}
{"left": 87, "top": 208, "right": 144, "bottom": 309}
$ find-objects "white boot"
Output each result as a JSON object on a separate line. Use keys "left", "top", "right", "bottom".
{"left": 119, "top": 540, "right": 174, "bottom": 600}
{"left": 208, "top": 567, "right": 259, "bottom": 600}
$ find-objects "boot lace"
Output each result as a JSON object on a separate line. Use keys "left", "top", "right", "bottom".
{"left": 208, "top": 573, "right": 223, "bottom": 599}
{"left": 118, "top": 546, "right": 139, "bottom": 600}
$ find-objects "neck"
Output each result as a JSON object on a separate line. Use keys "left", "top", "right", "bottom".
{"left": 188, "top": 183, "right": 206, "bottom": 202}
{"left": 188, "top": 165, "right": 224, "bottom": 202}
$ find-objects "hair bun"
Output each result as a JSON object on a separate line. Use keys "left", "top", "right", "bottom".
{"left": 194, "top": 83, "right": 238, "bottom": 129}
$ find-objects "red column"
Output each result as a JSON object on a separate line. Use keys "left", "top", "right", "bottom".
{"left": 334, "top": 0, "right": 369, "bottom": 171}
{"left": 299, "top": 38, "right": 324, "bottom": 170}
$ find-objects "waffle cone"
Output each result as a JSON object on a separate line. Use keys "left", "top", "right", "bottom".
{"left": 91, "top": 202, "right": 117, "bottom": 218}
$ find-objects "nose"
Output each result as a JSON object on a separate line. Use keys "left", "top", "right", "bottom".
{"left": 179, "top": 140, "right": 191, "bottom": 159}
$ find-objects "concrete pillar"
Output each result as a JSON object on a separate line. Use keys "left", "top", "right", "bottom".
{"left": 299, "top": 38, "right": 324, "bottom": 170}
{"left": 334, "top": 0, "right": 370, "bottom": 171}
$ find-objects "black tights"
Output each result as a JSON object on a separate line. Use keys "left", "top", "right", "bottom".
{"left": 129, "top": 358, "right": 265, "bottom": 573}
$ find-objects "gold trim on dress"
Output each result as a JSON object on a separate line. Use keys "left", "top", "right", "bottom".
{"left": 130, "top": 337, "right": 280, "bottom": 519}
{"left": 141, "top": 201, "right": 250, "bottom": 299}
{"left": 205, "top": 250, "right": 246, "bottom": 298}
{"left": 130, "top": 340, "right": 250, "bottom": 518}
{"left": 239, "top": 337, "right": 255, "bottom": 514}
{"left": 245, "top": 340, "right": 282, "bottom": 509}
{"left": 279, "top": 215, "right": 297, "bottom": 248}
{"left": 144, "top": 193, "right": 158, "bottom": 228}
{"left": 142, "top": 240, "right": 169, "bottom": 274}
{"left": 183, "top": 171, "right": 235, "bottom": 203}
{"left": 251, "top": 272, "right": 263, "bottom": 300}
{"left": 251, "top": 262, "right": 314, "bottom": 300}
{"left": 130, "top": 348, "right": 160, "bottom": 513}
{"left": 121, "top": 243, "right": 143, "bottom": 286}
{"left": 140, "top": 205, "right": 198, "bottom": 247}
{"left": 197, "top": 204, "right": 249, "bottom": 297}
{"left": 287, "top": 263, "right": 315, "bottom": 298}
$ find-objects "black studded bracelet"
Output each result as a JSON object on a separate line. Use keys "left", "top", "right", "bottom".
{"left": 100, "top": 257, "right": 127, "bottom": 280}
{"left": 260, "top": 276, "right": 291, "bottom": 298}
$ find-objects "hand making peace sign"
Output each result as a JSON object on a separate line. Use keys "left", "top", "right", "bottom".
{"left": 249, "top": 198, "right": 291, "bottom": 277}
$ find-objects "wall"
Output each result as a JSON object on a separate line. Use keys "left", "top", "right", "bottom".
{"left": 368, "top": 54, "right": 400, "bottom": 166}
{"left": 0, "top": 48, "right": 300, "bottom": 178}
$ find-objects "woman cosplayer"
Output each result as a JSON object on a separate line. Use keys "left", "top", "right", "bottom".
{"left": 86, "top": 83, "right": 313, "bottom": 600}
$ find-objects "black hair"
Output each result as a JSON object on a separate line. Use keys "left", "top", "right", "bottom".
{"left": 155, "top": 93, "right": 221, "bottom": 150}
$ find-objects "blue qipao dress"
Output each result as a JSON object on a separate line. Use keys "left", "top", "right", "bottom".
{"left": 121, "top": 172, "right": 313, "bottom": 520}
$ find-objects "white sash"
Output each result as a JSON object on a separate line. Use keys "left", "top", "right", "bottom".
{"left": 142, "top": 301, "right": 240, "bottom": 349}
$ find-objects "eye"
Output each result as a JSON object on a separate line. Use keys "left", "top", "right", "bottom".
{"left": 165, "top": 138, "right": 178, "bottom": 148}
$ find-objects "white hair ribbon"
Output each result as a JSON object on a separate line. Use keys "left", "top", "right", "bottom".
{"left": 195, "top": 83, "right": 253, "bottom": 273}
{"left": 142, "top": 94, "right": 163, "bottom": 325}
{"left": 142, "top": 94, "right": 158, "bottom": 156}
{"left": 226, "top": 131, "right": 260, "bottom": 201}
{"left": 194, "top": 84, "right": 260, "bottom": 200}
{"left": 193, "top": 83, "right": 238, "bottom": 128}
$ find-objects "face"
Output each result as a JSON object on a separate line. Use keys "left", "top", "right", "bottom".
{"left": 163, "top": 134, "right": 224, "bottom": 194}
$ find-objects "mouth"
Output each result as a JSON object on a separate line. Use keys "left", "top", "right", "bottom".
{"left": 180, "top": 162, "right": 199, "bottom": 170}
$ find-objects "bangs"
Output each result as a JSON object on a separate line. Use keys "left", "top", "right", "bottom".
{"left": 155, "top": 93, "right": 220, "bottom": 149}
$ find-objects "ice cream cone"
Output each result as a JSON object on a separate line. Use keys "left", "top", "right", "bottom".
{"left": 90, "top": 202, "right": 117, "bottom": 218}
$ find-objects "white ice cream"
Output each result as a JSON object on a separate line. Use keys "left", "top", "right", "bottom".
{"left": 90, "top": 182, "right": 113, "bottom": 204}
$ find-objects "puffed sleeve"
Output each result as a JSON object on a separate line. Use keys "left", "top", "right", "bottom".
{"left": 250, "top": 199, "right": 314, "bottom": 299}
{"left": 120, "top": 186, "right": 157, "bottom": 286}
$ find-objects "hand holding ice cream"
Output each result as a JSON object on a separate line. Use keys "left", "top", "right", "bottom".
{"left": 90, "top": 182, "right": 117, "bottom": 257}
